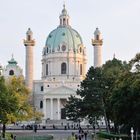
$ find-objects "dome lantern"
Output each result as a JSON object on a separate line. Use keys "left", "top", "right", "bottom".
{"left": 59, "top": 4, "right": 70, "bottom": 26}
{"left": 26, "top": 28, "right": 33, "bottom": 41}
{"left": 8, "top": 54, "right": 17, "bottom": 65}
{"left": 94, "top": 27, "right": 102, "bottom": 40}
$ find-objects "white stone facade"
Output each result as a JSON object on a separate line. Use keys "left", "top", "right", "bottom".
{"left": 94, "top": 45, "right": 102, "bottom": 68}
{"left": 33, "top": 80, "right": 80, "bottom": 122}
{"left": 33, "top": 5, "right": 87, "bottom": 122}
{"left": 41, "top": 48, "right": 87, "bottom": 81}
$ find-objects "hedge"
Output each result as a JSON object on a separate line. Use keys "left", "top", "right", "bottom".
{"left": 16, "top": 136, "right": 53, "bottom": 140}
{"left": 96, "top": 131, "right": 140, "bottom": 140}
{"left": 0, "top": 134, "right": 53, "bottom": 140}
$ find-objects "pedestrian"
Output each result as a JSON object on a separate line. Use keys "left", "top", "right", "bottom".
{"left": 78, "top": 134, "right": 81, "bottom": 140}
{"left": 84, "top": 131, "right": 88, "bottom": 140}
{"left": 78, "top": 127, "right": 82, "bottom": 133}
{"left": 71, "top": 124, "right": 73, "bottom": 129}
{"left": 14, "top": 136, "right": 16, "bottom": 140}
{"left": 75, "top": 134, "right": 78, "bottom": 140}
{"left": 81, "top": 130, "right": 84, "bottom": 138}
{"left": 64, "top": 125, "right": 67, "bottom": 130}
{"left": 53, "top": 124, "right": 55, "bottom": 129}
{"left": 34, "top": 124, "right": 37, "bottom": 133}
{"left": 10, "top": 134, "right": 14, "bottom": 139}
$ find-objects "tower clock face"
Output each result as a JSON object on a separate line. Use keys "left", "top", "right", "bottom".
{"left": 62, "top": 45, "right": 66, "bottom": 51}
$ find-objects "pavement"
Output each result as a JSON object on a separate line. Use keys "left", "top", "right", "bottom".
{"left": 7, "top": 130, "right": 93, "bottom": 140}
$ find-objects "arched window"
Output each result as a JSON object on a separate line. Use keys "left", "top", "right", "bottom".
{"left": 46, "top": 47, "right": 48, "bottom": 53}
{"left": 46, "top": 64, "right": 48, "bottom": 75}
{"left": 27, "top": 35, "right": 31, "bottom": 41}
{"left": 63, "top": 18, "right": 66, "bottom": 25}
{"left": 62, "top": 45, "right": 66, "bottom": 51}
{"left": 80, "top": 64, "right": 82, "bottom": 75}
{"left": 79, "top": 47, "right": 82, "bottom": 53}
{"left": 60, "top": 19, "right": 62, "bottom": 25}
{"left": 96, "top": 35, "right": 99, "bottom": 40}
{"left": 9, "top": 70, "right": 14, "bottom": 75}
{"left": 61, "top": 63, "right": 66, "bottom": 74}
{"left": 41, "top": 86, "right": 44, "bottom": 91}
{"left": 40, "top": 101, "right": 43, "bottom": 109}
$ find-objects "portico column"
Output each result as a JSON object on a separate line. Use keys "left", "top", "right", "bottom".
{"left": 43, "top": 98, "right": 47, "bottom": 119}
{"left": 50, "top": 98, "right": 53, "bottom": 120}
{"left": 57, "top": 98, "right": 61, "bottom": 120}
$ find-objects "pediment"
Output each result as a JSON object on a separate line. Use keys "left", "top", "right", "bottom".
{"left": 47, "top": 86, "right": 76, "bottom": 95}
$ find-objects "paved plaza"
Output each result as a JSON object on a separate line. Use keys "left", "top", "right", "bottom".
{"left": 8, "top": 129, "right": 93, "bottom": 140}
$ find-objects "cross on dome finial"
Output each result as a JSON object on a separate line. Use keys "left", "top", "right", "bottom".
{"left": 113, "top": 53, "right": 116, "bottom": 59}
{"left": 63, "top": 1, "right": 66, "bottom": 9}
{"left": 12, "top": 53, "right": 14, "bottom": 59}
{"left": 62, "top": 2, "right": 67, "bottom": 15}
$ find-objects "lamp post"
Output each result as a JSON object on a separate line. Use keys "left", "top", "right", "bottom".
{"left": 131, "top": 127, "right": 134, "bottom": 140}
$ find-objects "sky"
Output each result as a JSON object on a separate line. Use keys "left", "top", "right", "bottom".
{"left": 0, "top": 0, "right": 140, "bottom": 79}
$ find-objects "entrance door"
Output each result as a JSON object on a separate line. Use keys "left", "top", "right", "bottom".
{"left": 61, "top": 108, "right": 66, "bottom": 119}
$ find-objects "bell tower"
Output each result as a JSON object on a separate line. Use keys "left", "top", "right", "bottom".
{"left": 92, "top": 28, "right": 103, "bottom": 67}
{"left": 23, "top": 28, "right": 35, "bottom": 90}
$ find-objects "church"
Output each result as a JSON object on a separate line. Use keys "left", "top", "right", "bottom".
{"left": 0, "top": 5, "right": 103, "bottom": 123}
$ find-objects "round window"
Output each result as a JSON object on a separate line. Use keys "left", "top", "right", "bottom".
{"left": 62, "top": 45, "right": 66, "bottom": 51}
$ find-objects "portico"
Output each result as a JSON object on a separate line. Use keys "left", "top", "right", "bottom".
{"left": 43, "top": 98, "right": 67, "bottom": 120}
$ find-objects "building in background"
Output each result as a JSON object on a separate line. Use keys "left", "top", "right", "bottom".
{"left": 0, "top": 55, "right": 23, "bottom": 79}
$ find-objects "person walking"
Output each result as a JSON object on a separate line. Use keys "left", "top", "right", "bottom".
{"left": 34, "top": 124, "right": 37, "bottom": 133}
{"left": 14, "top": 136, "right": 16, "bottom": 140}
{"left": 84, "top": 131, "right": 88, "bottom": 140}
{"left": 78, "top": 134, "right": 81, "bottom": 140}
{"left": 75, "top": 134, "right": 78, "bottom": 140}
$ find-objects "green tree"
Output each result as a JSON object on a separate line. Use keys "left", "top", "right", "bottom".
{"left": 77, "top": 67, "right": 103, "bottom": 119}
{"left": 65, "top": 95, "right": 82, "bottom": 121}
{"left": 110, "top": 71, "right": 140, "bottom": 133}
{"left": 65, "top": 67, "right": 104, "bottom": 126}
{"left": 101, "top": 58, "right": 128, "bottom": 130}
{"left": 0, "top": 76, "right": 33, "bottom": 138}
{"left": 109, "top": 54, "right": 140, "bottom": 134}
{"left": 0, "top": 77, "right": 19, "bottom": 138}
{"left": 65, "top": 58, "right": 127, "bottom": 133}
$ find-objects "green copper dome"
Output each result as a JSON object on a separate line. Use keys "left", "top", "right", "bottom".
{"left": 8, "top": 55, "right": 17, "bottom": 65}
{"left": 45, "top": 26, "right": 83, "bottom": 52}
{"left": 44, "top": 5, "right": 84, "bottom": 54}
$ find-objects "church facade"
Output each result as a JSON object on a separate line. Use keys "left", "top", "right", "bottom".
{"left": 25, "top": 5, "right": 103, "bottom": 122}
{"left": 33, "top": 5, "right": 87, "bottom": 122}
